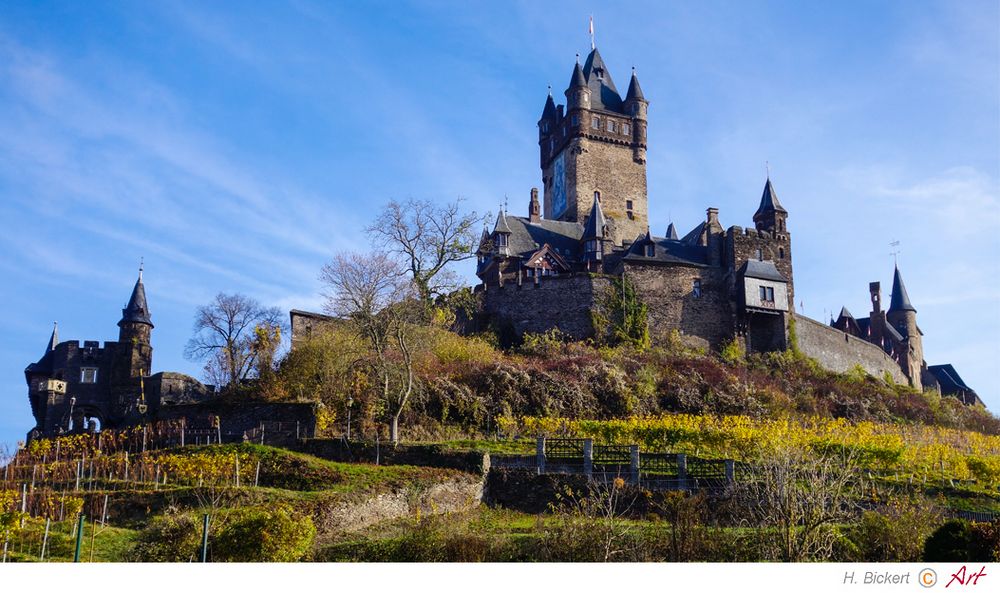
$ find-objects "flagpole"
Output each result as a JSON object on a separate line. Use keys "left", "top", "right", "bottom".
{"left": 589, "top": 16, "right": 595, "bottom": 50}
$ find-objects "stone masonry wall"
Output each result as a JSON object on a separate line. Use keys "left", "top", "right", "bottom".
{"left": 728, "top": 226, "right": 794, "bottom": 310}
{"left": 571, "top": 138, "right": 648, "bottom": 245}
{"left": 626, "top": 264, "right": 734, "bottom": 349}
{"left": 794, "top": 314, "right": 907, "bottom": 383}
{"left": 482, "top": 274, "right": 607, "bottom": 340}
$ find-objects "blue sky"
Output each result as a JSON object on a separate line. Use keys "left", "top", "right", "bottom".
{"left": 0, "top": 1, "right": 997, "bottom": 448}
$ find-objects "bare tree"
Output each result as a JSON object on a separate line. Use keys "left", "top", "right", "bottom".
{"left": 366, "top": 198, "right": 485, "bottom": 306}
{"left": 731, "top": 445, "right": 862, "bottom": 562}
{"left": 320, "top": 252, "right": 419, "bottom": 444}
{"left": 184, "top": 293, "right": 284, "bottom": 391}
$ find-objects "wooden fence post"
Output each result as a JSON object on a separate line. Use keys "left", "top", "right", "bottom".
{"left": 725, "top": 459, "right": 735, "bottom": 486}
{"left": 677, "top": 453, "right": 688, "bottom": 491}
{"left": 583, "top": 439, "right": 593, "bottom": 479}
{"left": 536, "top": 436, "right": 546, "bottom": 474}
{"left": 630, "top": 445, "right": 640, "bottom": 484}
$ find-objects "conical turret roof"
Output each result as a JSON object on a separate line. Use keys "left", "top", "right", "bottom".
{"left": 568, "top": 60, "right": 587, "bottom": 90}
{"left": 754, "top": 177, "right": 787, "bottom": 219}
{"left": 888, "top": 265, "right": 916, "bottom": 313}
{"left": 120, "top": 271, "right": 153, "bottom": 327}
{"left": 493, "top": 208, "right": 512, "bottom": 234}
{"left": 541, "top": 91, "right": 557, "bottom": 119}
{"left": 666, "top": 222, "right": 678, "bottom": 240}
{"left": 625, "top": 69, "right": 645, "bottom": 102}
{"left": 582, "top": 196, "right": 607, "bottom": 240}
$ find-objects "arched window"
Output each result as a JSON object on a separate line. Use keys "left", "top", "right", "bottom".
{"left": 779, "top": 247, "right": 785, "bottom": 259}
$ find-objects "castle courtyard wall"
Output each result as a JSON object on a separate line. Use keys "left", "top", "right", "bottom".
{"left": 626, "top": 264, "right": 734, "bottom": 349}
{"left": 482, "top": 274, "right": 606, "bottom": 340}
{"left": 794, "top": 313, "right": 907, "bottom": 383}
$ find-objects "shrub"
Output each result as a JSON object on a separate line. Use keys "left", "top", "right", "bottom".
{"left": 720, "top": 339, "right": 746, "bottom": 365}
{"left": 842, "top": 497, "right": 943, "bottom": 561}
{"left": 130, "top": 512, "right": 202, "bottom": 562}
{"left": 924, "top": 519, "right": 976, "bottom": 562}
{"left": 212, "top": 504, "right": 316, "bottom": 562}
{"left": 966, "top": 456, "right": 1000, "bottom": 487}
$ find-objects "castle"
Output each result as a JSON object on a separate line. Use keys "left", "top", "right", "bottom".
{"left": 23, "top": 268, "right": 216, "bottom": 440}
{"left": 473, "top": 45, "right": 981, "bottom": 406}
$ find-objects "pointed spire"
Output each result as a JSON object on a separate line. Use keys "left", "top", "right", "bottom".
{"left": 888, "top": 265, "right": 916, "bottom": 313}
{"left": 477, "top": 226, "right": 490, "bottom": 254}
{"left": 582, "top": 196, "right": 607, "bottom": 240}
{"left": 47, "top": 322, "right": 58, "bottom": 352}
{"left": 754, "top": 177, "right": 787, "bottom": 218}
{"left": 541, "top": 88, "right": 556, "bottom": 119}
{"left": 120, "top": 268, "right": 153, "bottom": 327}
{"left": 838, "top": 306, "right": 855, "bottom": 320}
{"left": 625, "top": 67, "right": 645, "bottom": 102}
{"left": 666, "top": 222, "right": 679, "bottom": 240}
{"left": 493, "top": 206, "right": 512, "bottom": 234}
{"left": 569, "top": 59, "right": 587, "bottom": 89}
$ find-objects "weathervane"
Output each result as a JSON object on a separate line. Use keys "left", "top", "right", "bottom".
{"left": 889, "top": 240, "right": 901, "bottom": 265}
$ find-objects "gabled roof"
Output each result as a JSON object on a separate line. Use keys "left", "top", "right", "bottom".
{"left": 753, "top": 177, "right": 787, "bottom": 220}
{"left": 525, "top": 243, "right": 571, "bottom": 271}
{"left": 621, "top": 233, "right": 709, "bottom": 266}
{"left": 738, "top": 260, "right": 786, "bottom": 282}
{"left": 582, "top": 196, "right": 607, "bottom": 240}
{"left": 503, "top": 216, "right": 584, "bottom": 259}
{"left": 625, "top": 69, "right": 645, "bottom": 103}
{"left": 581, "top": 48, "right": 624, "bottom": 113}
{"left": 838, "top": 307, "right": 855, "bottom": 320}
{"left": 665, "top": 222, "right": 678, "bottom": 240}
{"left": 888, "top": 265, "right": 916, "bottom": 313}
{"left": 927, "top": 364, "right": 975, "bottom": 397}
{"left": 121, "top": 274, "right": 153, "bottom": 327}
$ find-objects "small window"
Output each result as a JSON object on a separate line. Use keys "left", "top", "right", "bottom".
{"left": 756, "top": 248, "right": 763, "bottom": 261}
{"left": 626, "top": 200, "right": 633, "bottom": 210}
{"left": 571, "top": 115, "right": 579, "bottom": 126}
{"left": 693, "top": 279, "right": 702, "bottom": 298}
{"left": 627, "top": 212, "right": 635, "bottom": 220}
{"left": 591, "top": 116, "right": 600, "bottom": 129}
{"left": 759, "top": 286, "right": 774, "bottom": 302}
{"left": 607, "top": 121, "right": 617, "bottom": 133}
{"left": 779, "top": 247, "right": 785, "bottom": 259}
{"left": 80, "top": 368, "right": 98, "bottom": 384}
{"left": 542, "top": 122, "right": 549, "bottom": 133}
{"left": 497, "top": 234, "right": 508, "bottom": 247}
{"left": 645, "top": 244, "right": 654, "bottom": 257}
{"left": 623, "top": 123, "right": 630, "bottom": 135}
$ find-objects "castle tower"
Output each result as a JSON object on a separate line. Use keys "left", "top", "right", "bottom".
{"left": 886, "top": 265, "right": 923, "bottom": 389}
{"left": 582, "top": 195, "right": 610, "bottom": 270}
{"left": 540, "top": 48, "right": 649, "bottom": 246}
{"left": 111, "top": 268, "right": 153, "bottom": 386}
{"left": 752, "top": 177, "right": 794, "bottom": 308}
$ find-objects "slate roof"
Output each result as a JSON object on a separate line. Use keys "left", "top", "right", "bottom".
{"left": 888, "top": 265, "right": 916, "bottom": 313}
{"left": 568, "top": 60, "right": 587, "bottom": 90}
{"left": 754, "top": 178, "right": 786, "bottom": 219}
{"left": 121, "top": 275, "right": 153, "bottom": 327}
{"left": 738, "top": 260, "right": 786, "bottom": 282}
{"left": 582, "top": 197, "right": 608, "bottom": 240}
{"left": 625, "top": 70, "right": 645, "bottom": 102}
{"left": 581, "top": 48, "right": 624, "bottom": 113}
{"left": 927, "top": 364, "right": 974, "bottom": 396}
{"left": 493, "top": 208, "right": 512, "bottom": 234}
{"left": 621, "top": 234, "right": 708, "bottom": 266}
{"left": 541, "top": 92, "right": 557, "bottom": 119}
{"left": 665, "top": 223, "right": 678, "bottom": 240}
{"left": 838, "top": 307, "right": 855, "bottom": 320}
{"left": 504, "top": 216, "right": 584, "bottom": 259}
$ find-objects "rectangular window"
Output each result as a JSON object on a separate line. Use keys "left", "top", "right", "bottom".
{"left": 80, "top": 368, "right": 98, "bottom": 384}
{"left": 571, "top": 115, "right": 579, "bottom": 126}
{"left": 767, "top": 287, "right": 774, "bottom": 301}
{"left": 623, "top": 123, "right": 630, "bottom": 135}
{"left": 645, "top": 244, "right": 654, "bottom": 257}
{"left": 607, "top": 121, "right": 616, "bottom": 132}
{"left": 626, "top": 200, "right": 633, "bottom": 210}
{"left": 591, "top": 116, "right": 600, "bottom": 129}
{"left": 759, "top": 286, "right": 766, "bottom": 301}
{"left": 693, "top": 279, "right": 702, "bottom": 298}
{"left": 759, "top": 286, "right": 774, "bottom": 302}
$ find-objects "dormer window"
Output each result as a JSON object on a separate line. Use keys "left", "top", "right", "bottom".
{"left": 80, "top": 367, "right": 98, "bottom": 384}
{"left": 759, "top": 286, "right": 775, "bottom": 303}
{"left": 645, "top": 244, "right": 654, "bottom": 257}
{"left": 497, "top": 234, "right": 508, "bottom": 248}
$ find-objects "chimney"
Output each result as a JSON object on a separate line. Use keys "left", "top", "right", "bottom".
{"left": 529, "top": 187, "right": 541, "bottom": 223}
{"left": 869, "top": 281, "right": 882, "bottom": 314}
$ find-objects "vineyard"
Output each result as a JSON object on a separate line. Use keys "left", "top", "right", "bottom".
{"left": 497, "top": 414, "right": 1000, "bottom": 486}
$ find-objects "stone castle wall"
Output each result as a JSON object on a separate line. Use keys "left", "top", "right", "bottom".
{"left": 794, "top": 314, "right": 907, "bottom": 383}
{"left": 571, "top": 138, "right": 648, "bottom": 245}
{"left": 626, "top": 264, "right": 734, "bottom": 349}
{"left": 482, "top": 274, "right": 607, "bottom": 340}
